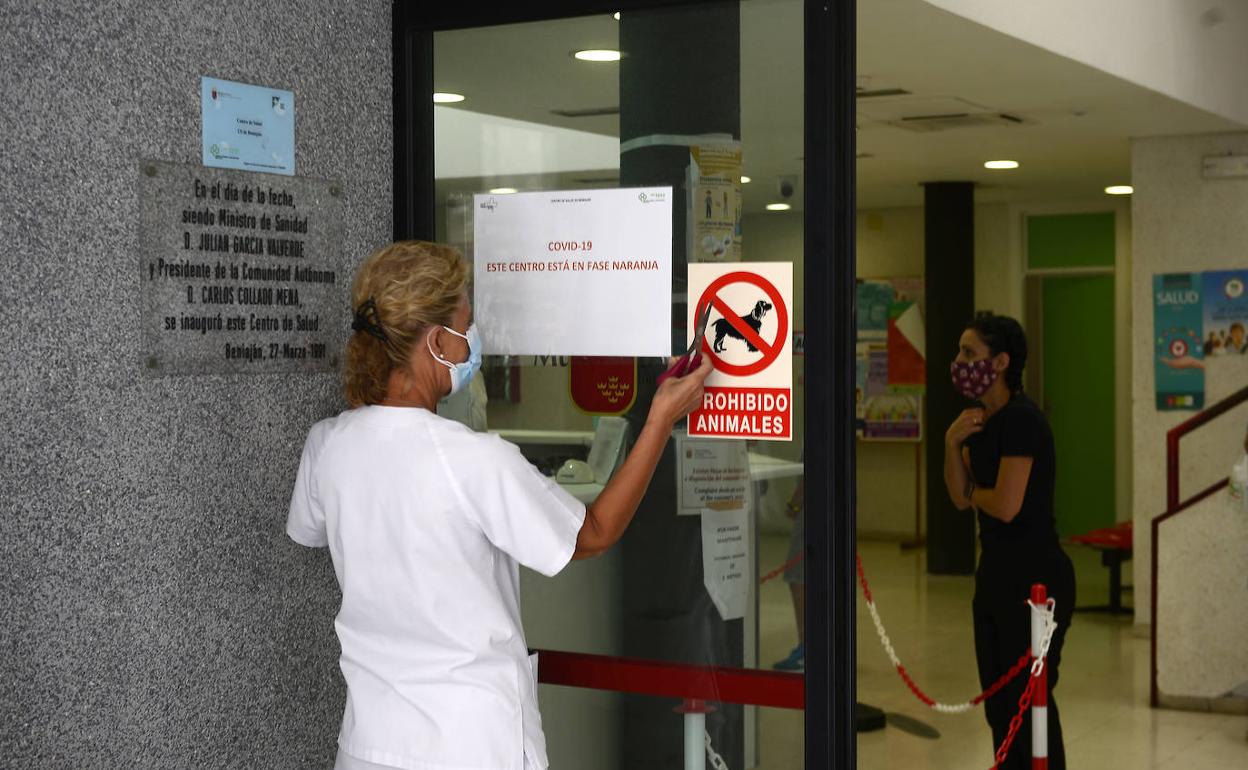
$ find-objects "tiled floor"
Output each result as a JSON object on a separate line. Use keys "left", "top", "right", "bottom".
{"left": 754, "top": 538, "right": 1248, "bottom": 769}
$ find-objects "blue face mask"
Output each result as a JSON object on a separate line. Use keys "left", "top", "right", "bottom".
{"left": 428, "top": 323, "right": 482, "bottom": 395}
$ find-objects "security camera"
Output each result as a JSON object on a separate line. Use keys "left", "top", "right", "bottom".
{"left": 777, "top": 175, "right": 798, "bottom": 199}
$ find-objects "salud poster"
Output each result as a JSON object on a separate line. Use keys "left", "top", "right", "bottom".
{"left": 473, "top": 188, "right": 673, "bottom": 357}
{"left": 1153, "top": 273, "right": 1206, "bottom": 410}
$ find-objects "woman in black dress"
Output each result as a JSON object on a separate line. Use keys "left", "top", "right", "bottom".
{"left": 943, "top": 315, "right": 1076, "bottom": 769}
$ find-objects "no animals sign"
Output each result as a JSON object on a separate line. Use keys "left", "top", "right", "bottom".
{"left": 687, "top": 262, "right": 793, "bottom": 440}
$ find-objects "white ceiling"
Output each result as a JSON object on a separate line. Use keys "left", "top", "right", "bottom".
{"left": 431, "top": 0, "right": 1243, "bottom": 212}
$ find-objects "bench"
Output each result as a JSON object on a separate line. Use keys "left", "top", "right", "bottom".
{"left": 1067, "top": 521, "right": 1133, "bottom": 615}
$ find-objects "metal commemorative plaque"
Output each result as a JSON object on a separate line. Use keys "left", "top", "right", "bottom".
{"left": 138, "top": 160, "right": 346, "bottom": 375}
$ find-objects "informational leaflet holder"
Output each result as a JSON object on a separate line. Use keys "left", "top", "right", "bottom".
{"left": 687, "top": 262, "right": 794, "bottom": 440}
{"left": 473, "top": 188, "right": 673, "bottom": 356}
{"left": 201, "top": 76, "right": 295, "bottom": 176}
{"left": 675, "top": 430, "right": 751, "bottom": 516}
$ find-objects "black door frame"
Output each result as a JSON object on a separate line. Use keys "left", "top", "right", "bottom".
{"left": 392, "top": 2, "right": 857, "bottom": 767}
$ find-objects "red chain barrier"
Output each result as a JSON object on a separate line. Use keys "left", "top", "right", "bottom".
{"left": 855, "top": 552, "right": 1036, "bottom": 714}
{"left": 991, "top": 668, "right": 1040, "bottom": 769}
{"left": 972, "top": 651, "right": 1033, "bottom": 707}
{"left": 761, "top": 550, "right": 1048, "bottom": 767}
{"left": 759, "top": 552, "right": 805, "bottom": 584}
{"left": 762, "top": 550, "right": 1052, "bottom": 767}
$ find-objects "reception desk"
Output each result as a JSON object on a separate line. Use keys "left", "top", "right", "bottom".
{"left": 494, "top": 428, "right": 804, "bottom": 503}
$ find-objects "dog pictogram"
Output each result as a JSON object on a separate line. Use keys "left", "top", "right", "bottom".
{"left": 712, "top": 300, "right": 773, "bottom": 353}
{"left": 695, "top": 271, "right": 789, "bottom": 378}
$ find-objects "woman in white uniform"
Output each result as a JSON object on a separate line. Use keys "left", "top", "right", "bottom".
{"left": 287, "top": 241, "right": 712, "bottom": 770}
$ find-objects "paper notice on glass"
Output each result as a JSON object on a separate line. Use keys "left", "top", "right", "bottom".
{"left": 687, "top": 143, "right": 742, "bottom": 263}
{"left": 472, "top": 187, "right": 673, "bottom": 356}
{"left": 676, "top": 430, "right": 751, "bottom": 515}
{"left": 701, "top": 503, "right": 750, "bottom": 621}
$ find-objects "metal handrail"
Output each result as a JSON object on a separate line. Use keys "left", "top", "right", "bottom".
{"left": 1151, "top": 383, "right": 1248, "bottom": 707}
{"left": 1164, "top": 383, "right": 1248, "bottom": 511}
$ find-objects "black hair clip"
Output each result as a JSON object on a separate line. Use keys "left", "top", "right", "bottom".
{"left": 351, "top": 298, "right": 389, "bottom": 343}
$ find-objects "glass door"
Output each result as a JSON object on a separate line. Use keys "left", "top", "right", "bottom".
{"left": 395, "top": 1, "right": 857, "bottom": 767}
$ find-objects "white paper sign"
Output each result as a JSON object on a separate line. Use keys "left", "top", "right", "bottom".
{"left": 676, "top": 430, "right": 751, "bottom": 515}
{"left": 473, "top": 188, "right": 673, "bottom": 356}
{"left": 701, "top": 504, "right": 750, "bottom": 621}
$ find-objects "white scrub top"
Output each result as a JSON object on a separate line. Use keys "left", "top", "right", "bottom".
{"left": 287, "top": 405, "right": 586, "bottom": 770}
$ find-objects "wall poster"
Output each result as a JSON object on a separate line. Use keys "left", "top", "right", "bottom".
{"left": 1151, "top": 268, "right": 1248, "bottom": 411}
{"left": 687, "top": 143, "right": 743, "bottom": 263}
{"left": 1201, "top": 270, "right": 1248, "bottom": 357}
{"left": 1153, "top": 273, "right": 1206, "bottom": 410}
{"left": 856, "top": 277, "right": 925, "bottom": 440}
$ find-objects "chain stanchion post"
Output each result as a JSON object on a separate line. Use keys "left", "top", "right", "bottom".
{"left": 674, "top": 698, "right": 714, "bottom": 770}
{"left": 1030, "top": 584, "right": 1049, "bottom": 770}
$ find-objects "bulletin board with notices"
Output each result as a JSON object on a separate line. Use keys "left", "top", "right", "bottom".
{"left": 856, "top": 277, "right": 926, "bottom": 441}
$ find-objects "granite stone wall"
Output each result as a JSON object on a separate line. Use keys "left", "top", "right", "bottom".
{"left": 0, "top": 2, "right": 392, "bottom": 766}
{"left": 1130, "top": 133, "right": 1248, "bottom": 627}
{"left": 1156, "top": 492, "right": 1248, "bottom": 703}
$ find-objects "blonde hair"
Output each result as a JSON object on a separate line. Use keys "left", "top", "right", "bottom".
{"left": 344, "top": 240, "right": 469, "bottom": 406}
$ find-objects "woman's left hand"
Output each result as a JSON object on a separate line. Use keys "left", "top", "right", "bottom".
{"left": 946, "top": 407, "right": 985, "bottom": 447}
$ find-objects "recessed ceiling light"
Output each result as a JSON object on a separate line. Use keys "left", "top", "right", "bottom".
{"left": 489, "top": 187, "right": 518, "bottom": 195}
{"left": 1104, "top": 185, "right": 1134, "bottom": 195}
{"left": 740, "top": 175, "right": 752, "bottom": 184}
{"left": 433, "top": 92, "right": 465, "bottom": 104}
{"left": 613, "top": 11, "right": 621, "bottom": 20}
{"left": 766, "top": 203, "right": 791, "bottom": 212}
{"left": 574, "top": 49, "right": 622, "bottom": 62}
{"left": 984, "top": 160, "right": 1019, "bottom": 170}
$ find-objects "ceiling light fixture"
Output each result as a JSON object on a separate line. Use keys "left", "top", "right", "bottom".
{"left": 740, "top": 176, "right": 751, "bottom": 184}
{"left": 489, "top": 187, "right": 518, "bottom": 195}
{"left": 1104, "top": 185, "right": 1134, "bottom": 195}
{"left": 433, "top": 92, "right": 465, "bottom": 104}
{"left": 766, "top": 203, "right": 791, "bottom": 212}
{"left": 984, "top": 160, "right": 1019, "bottom": 170}
{"left": 574, "top": 49, "right": 622, "bottom": 62}
{"left": 613, "top": 11, "right": 621, "bottom": 20}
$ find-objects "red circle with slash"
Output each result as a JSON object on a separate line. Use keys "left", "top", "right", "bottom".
{"left": 695, "top": 271, "right": 789, "bottom": 377}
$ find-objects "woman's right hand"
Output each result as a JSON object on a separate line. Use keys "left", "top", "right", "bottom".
{"left": 649, "top": 355, "right": 714, "bottom": 427}
{"left": 946, "top": 407, "right": 985, "bottom": 447}
{"left": 576, "top": 355, "right": 714, "bottom": 561}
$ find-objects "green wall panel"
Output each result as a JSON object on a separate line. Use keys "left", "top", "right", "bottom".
{"left": 1028, "top": 212, "right": 1115, "bottom": 270}
{"left": 1041, "top": 274, "right": 1116, "bottom": 536}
